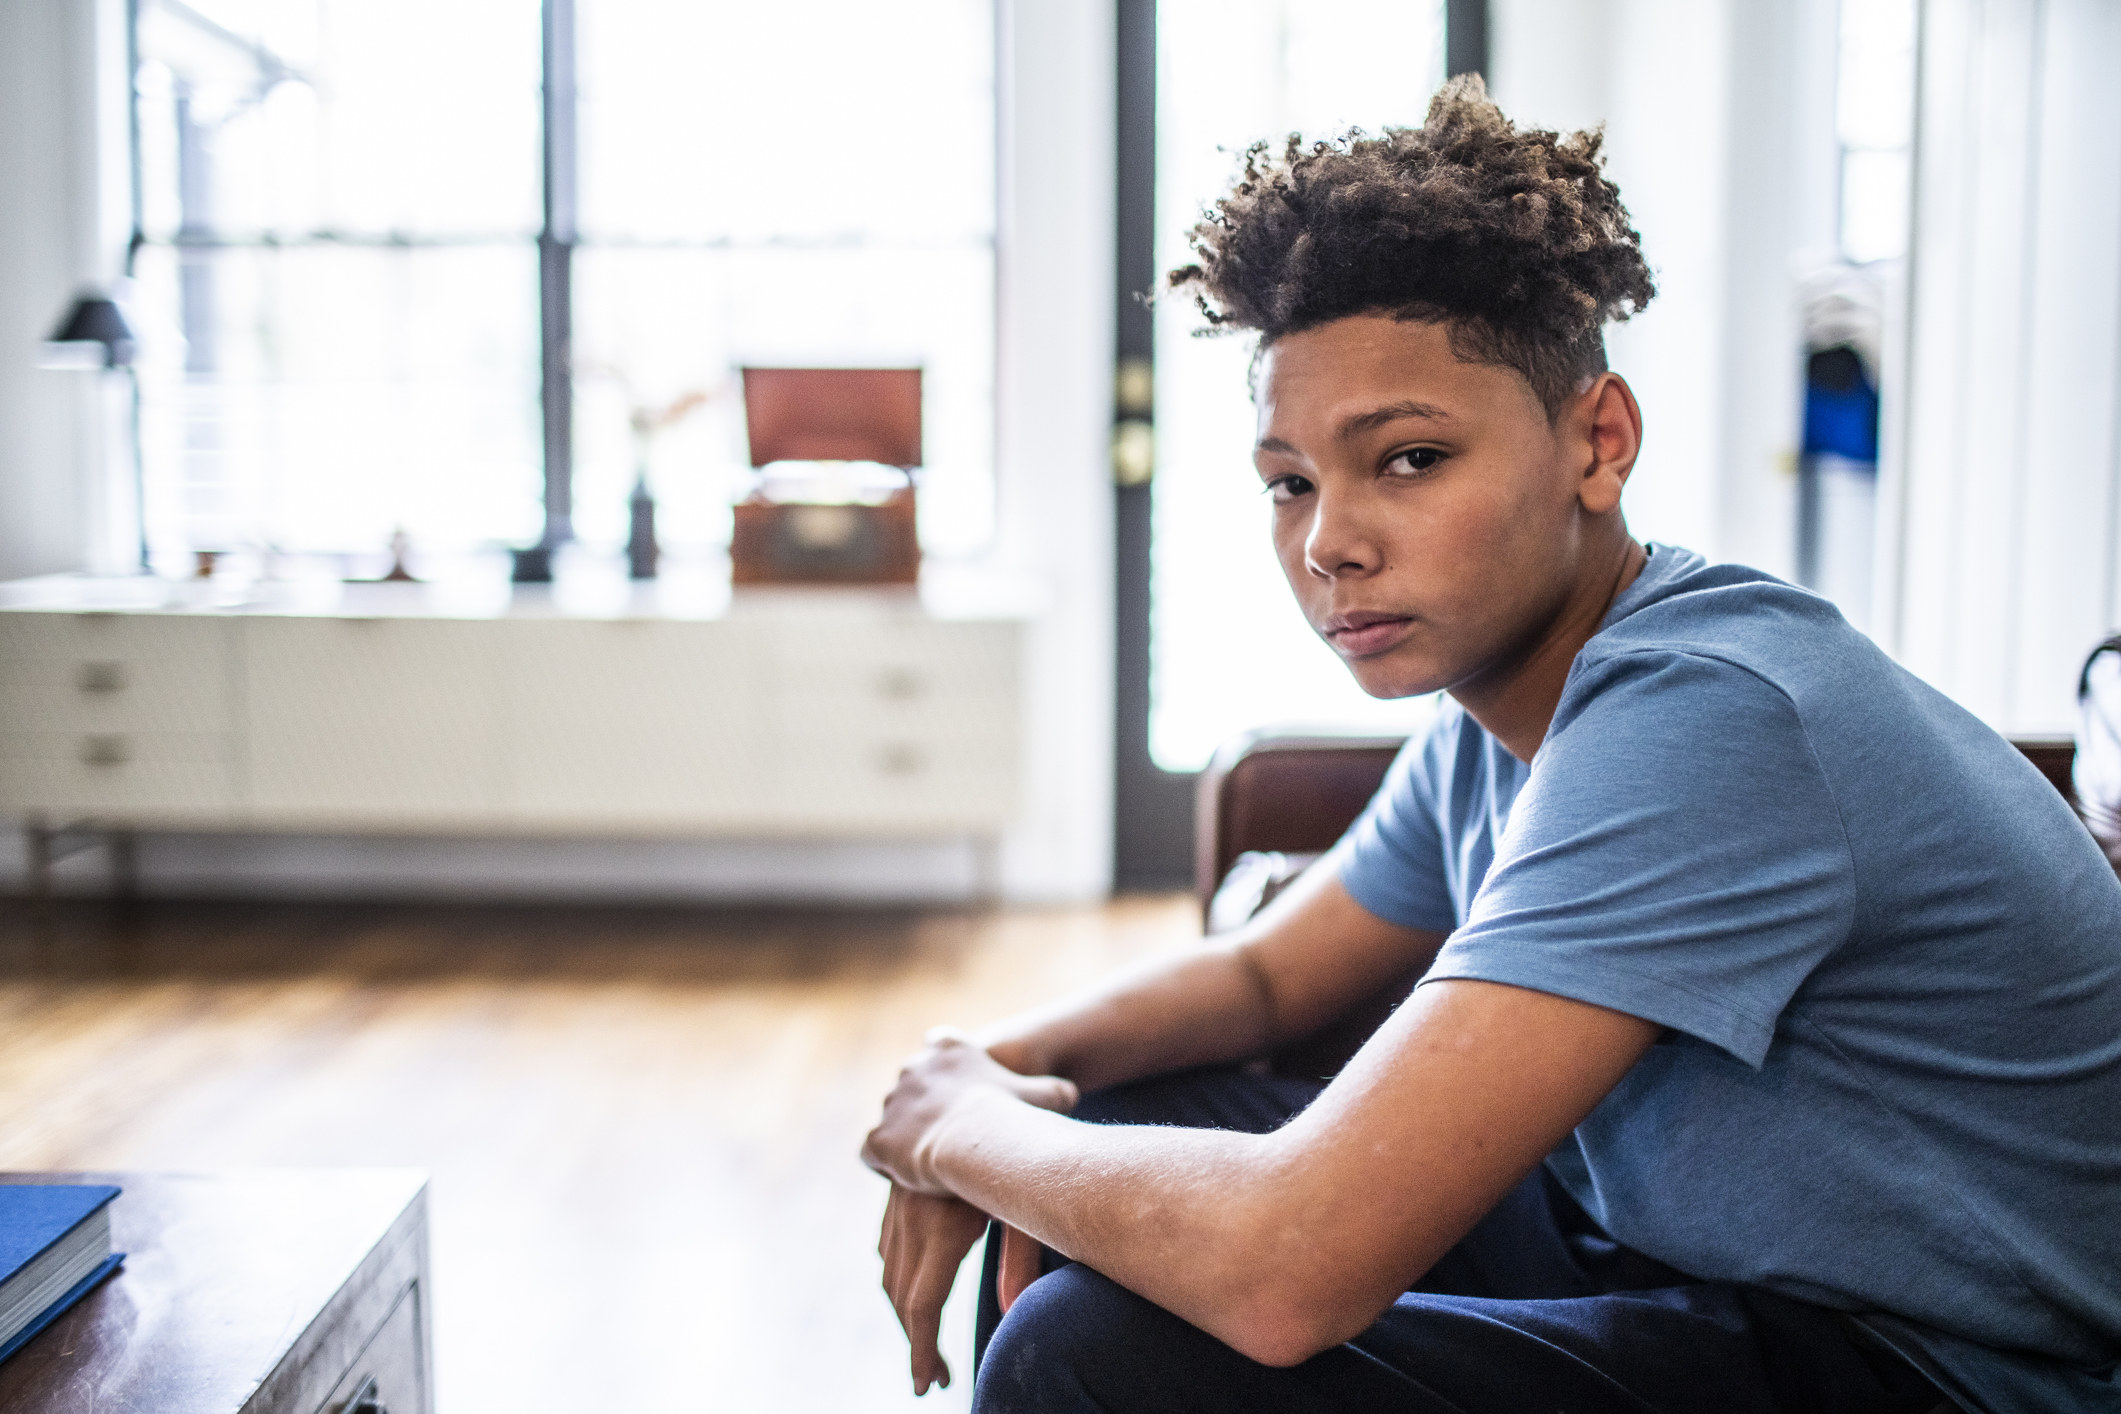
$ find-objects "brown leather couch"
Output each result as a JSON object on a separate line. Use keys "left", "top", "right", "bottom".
{"left": 1194, "top": 729, "right": 2082, "bottom": 1079}
{"left": 1197, "top": 730, "right": 2080, "bottom": 924}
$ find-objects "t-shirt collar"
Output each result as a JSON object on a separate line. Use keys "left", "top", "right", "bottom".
{"left": 1597, "top": 543, "right": 1707, "bottom": 634}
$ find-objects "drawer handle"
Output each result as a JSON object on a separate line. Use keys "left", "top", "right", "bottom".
{"left": 344, "top": 1375, "right": 388, "bottom": 1414}
{"left": 876, "top": 667, "right": 924, "bottom": 701}
{"left": 76, "top": 660, "right": 125, "bottom": 693}
{"left": 80, "top": 735, "right": 130, "bottom": 766}
{"left": 877, "top": 744, "right": 924, "bottom": 777}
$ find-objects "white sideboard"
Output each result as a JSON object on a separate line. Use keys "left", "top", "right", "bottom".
{"left": 0, "top": 580, "right": 1022, "bottom": 849}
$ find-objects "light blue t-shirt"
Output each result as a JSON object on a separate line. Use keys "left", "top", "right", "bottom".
{"left": 1340, "top": 547, "right": 2121, "bottom": 1414}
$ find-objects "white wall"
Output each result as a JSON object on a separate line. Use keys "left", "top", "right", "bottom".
{"left": 1716, "top": 0, "right": 1843, "bottom": 575}
{"left": 1881, "top": 0, "right": 2121, "bottom": 735}
{"left": 0, "top": 0, "right": 129, "bottom": 582}
{"left": 1489, "top": 0, "right": 1841, "bottom": 578}
{"left": 990, "top": 0, "right": 1118, "bottom": 900}
{"left": 0, "top": 0, "right": 1118, "bottom": 905}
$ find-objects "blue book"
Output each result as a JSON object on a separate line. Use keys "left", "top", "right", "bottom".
{"left": 0, "top": 1184, "right": 124, "bottom": 1365}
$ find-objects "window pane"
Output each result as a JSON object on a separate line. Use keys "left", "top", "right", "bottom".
{"left": 577, "top": 0, "right": 994, "bottom": 244}
{"left": 134, "top": 244, "right": 543, "bottom": 557}
{"left": 573, "top": 0, "right": 999, "bottom": 555}
{"left": 1836, "top": 0, "right": 1918, "bottom": 153}
{"left": 136, "top": 0, "right": 541, "bottom": 239}
{"left": 1834, "top": 0, "right": 1916, "bottom": 266}
{"left": 1150, "top": 0, "right": 1446, "bottom": 771}
{"left": 571, "top": 247, "right": 995, "bottom": 555}
{"left": 1840, "top": 148, "right": 1912, "bottom": 265}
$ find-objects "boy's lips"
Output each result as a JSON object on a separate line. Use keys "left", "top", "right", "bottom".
{"left": 1321, "top": 610, "right": 1415, "bottom": 657}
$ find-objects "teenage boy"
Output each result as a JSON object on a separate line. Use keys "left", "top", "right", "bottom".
{"left": 862, "top": 80, "right": 2121, "bottom": 1414}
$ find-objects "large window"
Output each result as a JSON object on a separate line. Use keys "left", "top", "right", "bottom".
{"left": 130, "top": 0, "right": 995, "bottom": 568}
{"left": 1836, "top": 0, "right": 1917, "bottom": 266}
{"left": 1150, "top": 0, "right": 1446, "bottom": 770}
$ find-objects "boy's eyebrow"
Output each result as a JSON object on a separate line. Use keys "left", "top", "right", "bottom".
{"left": 1254, "top": 399, "right": 1454, "bottom": 459}
{"left": 1337, "top": 399, "right": 1453, "bottom": 439}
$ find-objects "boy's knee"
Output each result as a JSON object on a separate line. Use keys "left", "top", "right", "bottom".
{"left": 974, "top": 1265, "right": 1161, "bottom": 1414}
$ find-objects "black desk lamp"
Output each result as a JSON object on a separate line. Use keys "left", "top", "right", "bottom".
{"left": 43, "top": 292, "right": 148, "bottom": 571}
{"left": 47, "top": 295, "right": 137, "bottom": 367}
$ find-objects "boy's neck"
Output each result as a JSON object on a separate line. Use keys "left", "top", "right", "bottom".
{"left": 1454, "top": 537, "right": 1648, "bottom": 764}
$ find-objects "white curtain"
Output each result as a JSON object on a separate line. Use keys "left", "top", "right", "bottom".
{"left": 1878, "top": 0, "right": 2121, "bottom": 734}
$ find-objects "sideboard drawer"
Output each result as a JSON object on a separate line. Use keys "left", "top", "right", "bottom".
{"left": 0, "top": 612, "right": 233, "bottom": 735}
{"left": 243, "top": 618, "right": 504, "bottom": 826}
{"left": 0, "top": 730, "right": 235, "bottom": 817}
{"left": 502, "top": 618, "right": 765, "bottom": 828}
{"left": 769, "top": 619, "right": 1016, "bottom": 718}
{"left": 770, "top": 721, "right": 1018, "bottom": 829}
{"left": 763, "top": 618, "right": 1020, "bottom": 828}
{"left": 314, "top": 1281, "right": 424, "bottom": 1414}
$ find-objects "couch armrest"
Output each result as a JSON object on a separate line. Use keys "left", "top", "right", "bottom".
{"left": 1194, "top": 731, "right": 1408, "bottom": 927}
{"left": 2012, "top": 736, "right": 2077, "bottom": 806}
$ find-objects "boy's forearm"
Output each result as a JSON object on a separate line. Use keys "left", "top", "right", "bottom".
{"left": 926, "top": 1085, "right": 1299, "bottom": 1348}
{"left": 974, "top": 943, "right": 1276, "bottom": 1090}
{"left": 974, "top": 869, "right": 1445, "bottom": 1093}
{"left": 922, "top": 1083, "right": 1392, "bottom": 1367}
{"left": 920, "top": 980, "right": 1664, "bottom": 1369}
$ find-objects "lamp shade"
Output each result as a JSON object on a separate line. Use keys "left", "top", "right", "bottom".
{"left": 46, "top": 294, "right": 136, "bottom": 367}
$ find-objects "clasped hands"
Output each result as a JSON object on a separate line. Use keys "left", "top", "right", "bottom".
{"left": 862, "top": 1029, "right": 1079, "bottom": 1395}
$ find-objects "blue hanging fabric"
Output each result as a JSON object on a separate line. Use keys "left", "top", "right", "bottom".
{"left": 1801, "top": 344, "right": 1880, "bottom": 466}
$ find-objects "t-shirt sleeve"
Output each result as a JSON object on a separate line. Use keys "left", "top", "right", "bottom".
{"left": 1337, "top": 727, "right": 1461, "bottom": 934}
{"left": 1423, "top": 651, "right": 1857, "bottom": 1067}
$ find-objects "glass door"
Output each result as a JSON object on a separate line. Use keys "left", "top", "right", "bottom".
{"left": 1149, "top": 0, "right": 1449, "bottom": 774}
{"left": 1115, "top": 0, "right": 1472, "bottom": 887}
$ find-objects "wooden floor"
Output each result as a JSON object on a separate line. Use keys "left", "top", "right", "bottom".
{"left": 0, "top": 893, "right": 1197, "bottom": 1413}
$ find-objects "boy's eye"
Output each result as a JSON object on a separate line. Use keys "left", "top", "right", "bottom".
{"left": 1385, "top": 447, "right": 1444, "bottom": 478}
{"left": 1264, "top": 474, "right": 1314, "bottom": 504}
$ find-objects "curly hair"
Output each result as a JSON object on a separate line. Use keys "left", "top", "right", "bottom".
{"left": 1166, "top": 76, "right": 1655, "bottom": 417}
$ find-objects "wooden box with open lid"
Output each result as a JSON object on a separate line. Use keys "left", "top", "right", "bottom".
{"left": 731, "top": 367, "right": 922, "bottom": 586}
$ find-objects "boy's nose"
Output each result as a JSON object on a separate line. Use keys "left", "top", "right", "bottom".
{"left": 1303, "top": 494, "right": 1385, "bottom": 580}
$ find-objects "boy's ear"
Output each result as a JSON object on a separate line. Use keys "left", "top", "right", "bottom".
{"left": 1574, "top": 373, "right": 1641, "bottom": 516}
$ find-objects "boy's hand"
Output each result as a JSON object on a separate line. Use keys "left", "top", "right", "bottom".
{"left": 867, "top": 1029, "right": 1080, "bottom": 1392}
{"left": 862, "top": 1029, "right": 1079, "bottom": 1194}
{"left": 995, "top": 1221, "right": 1044, "bottom": 1314}
{"left": 878, "top": 1185, "right": 989, "bottom": 1395}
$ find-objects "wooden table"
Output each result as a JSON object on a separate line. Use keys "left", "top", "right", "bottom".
{"left": 0, "top": 1171, "right": 432, "bottom": 1414}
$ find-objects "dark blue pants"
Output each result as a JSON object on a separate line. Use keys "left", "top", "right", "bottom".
{"left": 971, "top": 1066, "right": 1947, "bottom": 1414}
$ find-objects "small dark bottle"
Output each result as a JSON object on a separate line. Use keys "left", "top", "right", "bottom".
{"left": 627, "top": 473, "right": 659, "bottom": 580}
